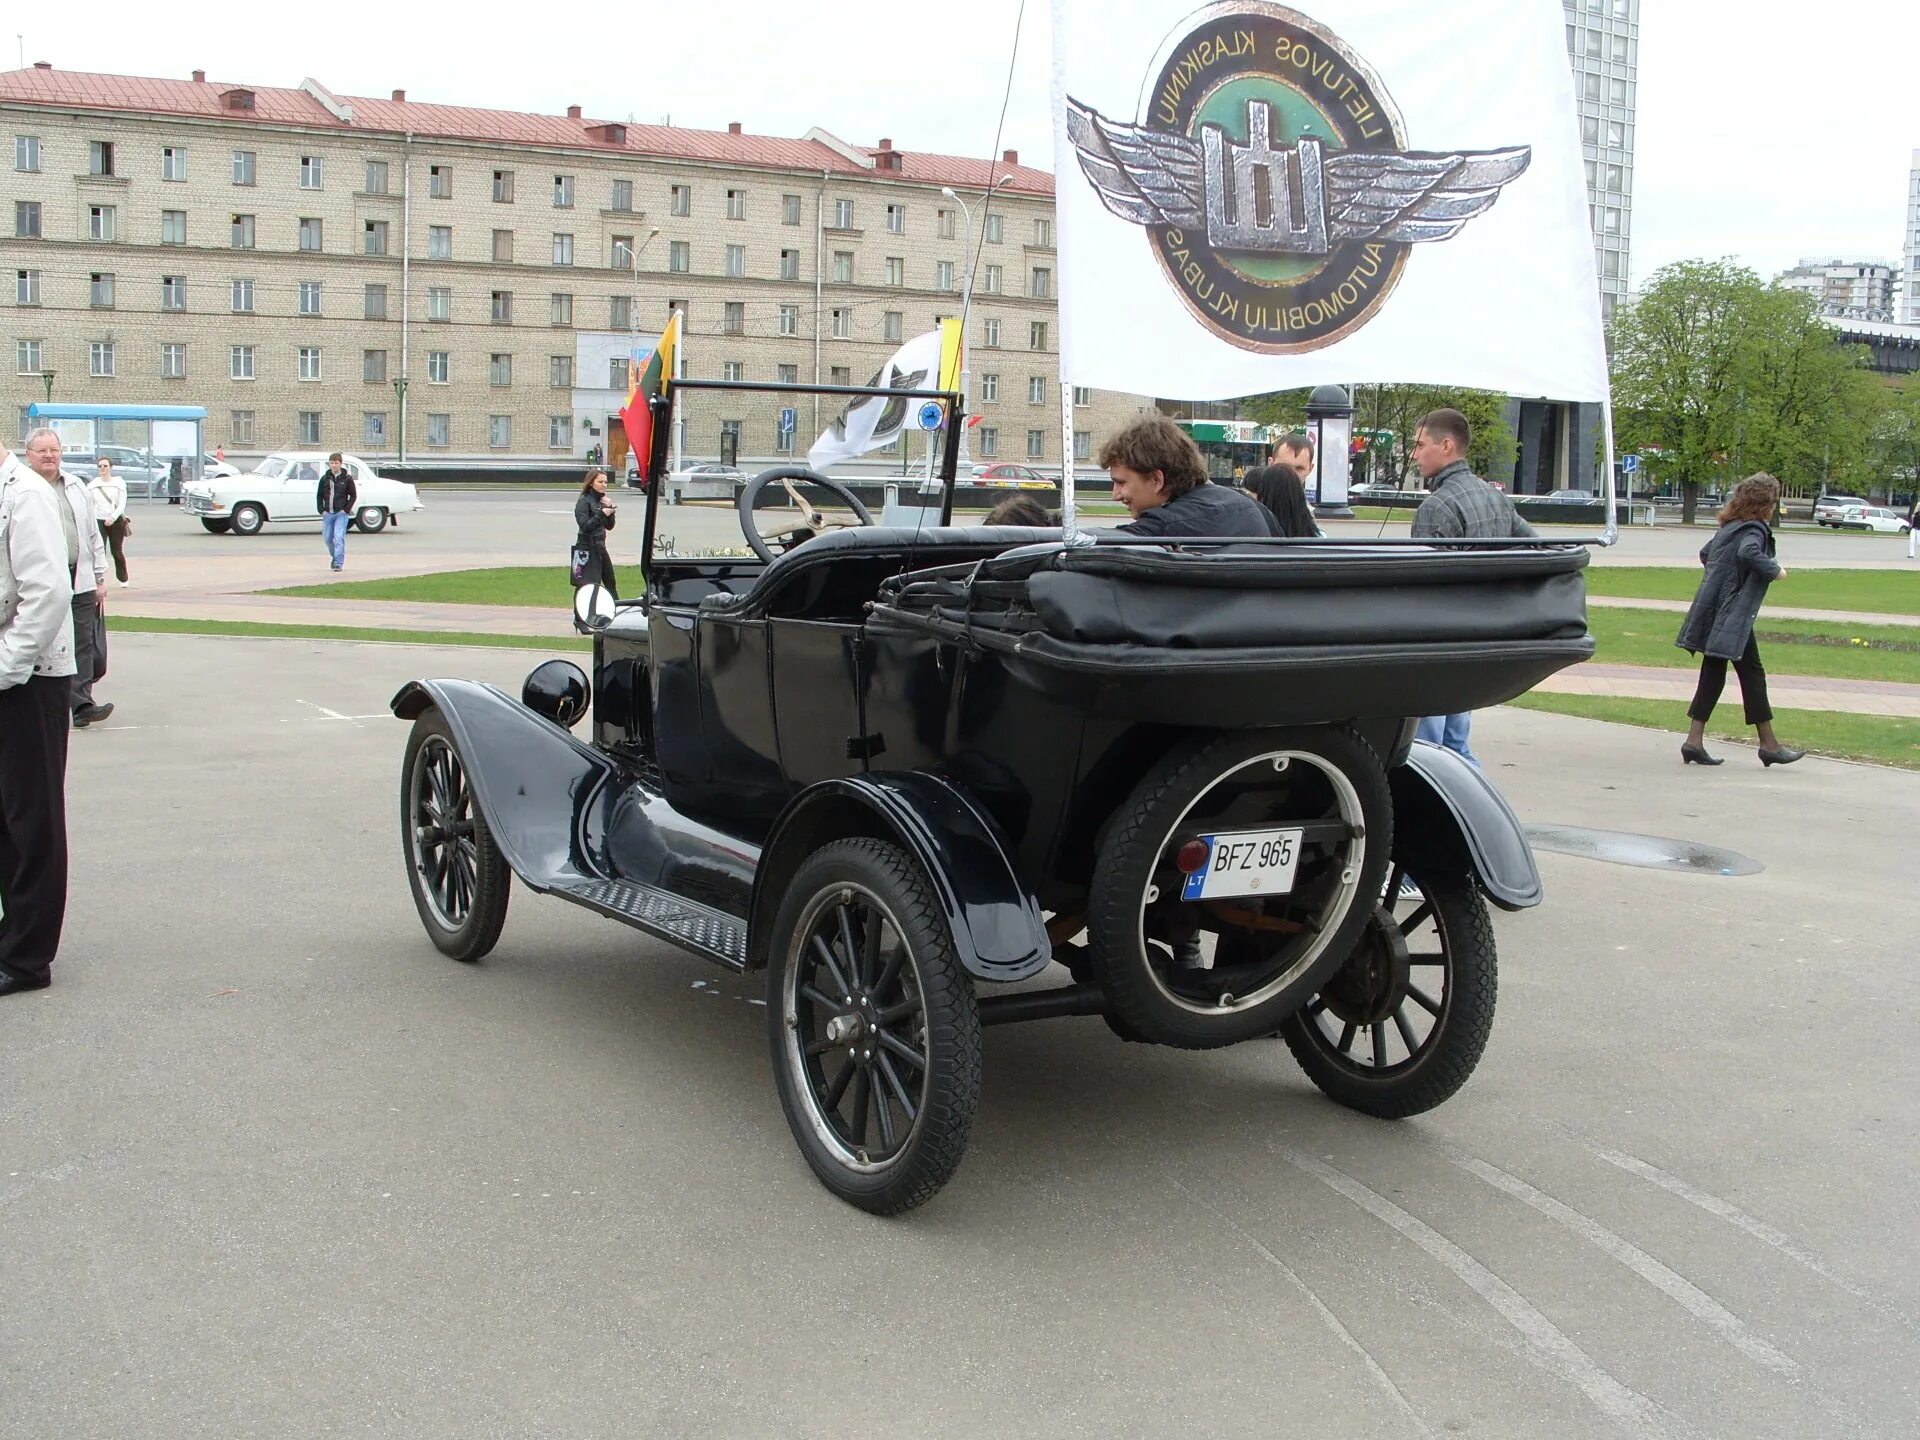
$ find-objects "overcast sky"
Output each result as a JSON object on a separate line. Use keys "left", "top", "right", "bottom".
{"left": 10, "top": 0, "right": 1917, "bottom": 290}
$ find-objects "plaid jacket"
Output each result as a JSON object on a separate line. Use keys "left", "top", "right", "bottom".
{"left": 1411, "top": 461, "right": 1536, "bottom": 539}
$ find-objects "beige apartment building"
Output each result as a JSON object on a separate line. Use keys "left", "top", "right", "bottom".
{"left": 2, "top": 63, "right": 1148, "bottom": 472}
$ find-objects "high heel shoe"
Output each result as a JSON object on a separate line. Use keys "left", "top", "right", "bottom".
{"left": 1758, "top": 747, "right": 1804, "bottom": 767}
{"left": 1680, "top": 742, "right": 1723, "bottom": 766}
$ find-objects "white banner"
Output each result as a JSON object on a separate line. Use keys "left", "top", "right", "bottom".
{"left": 1050, "top": 0, "right": 1607, "bottom": 402}
{"left": 808, "top": 327, "right": 947, "bottom": 470}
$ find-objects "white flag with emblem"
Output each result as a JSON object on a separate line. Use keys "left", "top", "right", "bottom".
{"left": 1050, "top": 0, "right": 1607, "bottom": 401}
{"left": 808, "top": 326, "right": 948, "bottom": 470}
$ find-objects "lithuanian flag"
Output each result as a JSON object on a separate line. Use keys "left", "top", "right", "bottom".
{"left": 620, "top": 310, "right": 681, "bottom": 484}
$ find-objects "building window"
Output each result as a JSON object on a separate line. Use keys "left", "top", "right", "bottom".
{"left": 363, "top": 349, "right": 387, "bottom": 384}
{"left": 778, "top": 363, "right": 798, "bottom": 384}
{"left": 14, "top": 201, "right": 42, "bottom": 239}
{"left": 669, "top": 240, "right": 690, "bottom": 272}
{"left": 886, "top": 203, "right": 905, "bottom": 234}
{"left": 829, "top": 366, "right": 852, "bottom": 386}
{"left": 610, "top": 178, "right": 633, "bottom": 212}
{"left": 983, "top": 317, "right": 1001, "bottom": 347}
{"left": 980, "top": 373, "right": 1000, "bottom": 403}
{"left": 831, "top": 307, "right": 852, "bottom": 339}
{"left": 489, "top": 415, "right": 511, "bottom": 449}
{"left": 86, "top": 341, "right": 114, "bottom": 377}
{"left": 230, "top": 345, "right": 254, "bottom": 380}
{"left": 1033, "top": 218, "right": 1053, "bottom": 247}
{"left": 231, "top": 149, "right": 255, "bottom": 186}
{"left": 16, "top": 269, "right": 41, "bottom": 305}
{"left": 298, "top": 347, "right": 323, "bottom": 381}
{"left": 725, "top": 244, "right": 745, "bottom": 278}
{"left": 1582, "top": 115, "right": 1600, "bottom": 145}
{"left": 722, "top": 360, "right": 744, "bottom": 382}
{"left": 490, "top": 229, "right": 512, "bottom": 263}
{"left": 426, "top": 350, "right": 449, "bottom": 383}
{"left": 365, "top": 283, "right": 388, "bottom": 319}
{"left": 162, "top": 145, "right": 187, "bottom": 182}
{"left": 492, "top": 169, "right": 515, "bottom": 203}
{"left": 429, "top": 164, "right": 452, "bottom": 199}
{"left": 1074, "top": 429, "right": 1092, "bottom": 462}
{"left": 161, "top": 275, "right": 186, "bottom": 311}
{"left": 611, "top": 235, "right": 634, "bottom": 268}
{"left": 1604, "top": 163, "right": 1625, "bottom": 192}
{"left": 299, "top": 155, "right": 322, "bottom": 189}
{"left": 937, "top": 208, "right": 955, "bottom": 240}
{"left": 230, "top": 279, "right": 254, "bottom": 313}
{"left": 985, "top": 213, "right": 1003, "bottom": 244}
{"left": 364, "top": 412, "right": 388, "bottom": 447}
{"left": 833, "top": 251, "right": 854, "bottom": 283}
{"left": 549, "top": 415, "right": 571, "bottom": 449}
{"left": 230, "top": 409, "right": 255, "bottom": 443}
{"left": 89, "top": 205, "right": 116, "bottom": 241}
{"left": 608, "top": 356, "right": 627, "bottom": 389}
{"left": 490, "top": 291, "right": 513, "bottom": 323}
{"left": 883, "top": 310, "right": 903, "bottom": 342}
{"left": 427, "top": 286, "right": 451, "bottom": 321}
{"left": 1605, "top": 120, "right": 1627, "bottom": 149}
{"left": 1608, "top": 76, "right": 1629, "bottom": 105}
{"left": 489, "top": 353, "right": 512, "bottom": 386}
{"left": 1599, "top": 206, "right": 1621, "bottom": 234}
{"left": 298, "top": 280, "right": 322, "bottom": 316}
{"left": 1029, "top": 320, "right": 1048, "bottom": 350}
{"left": 90, "top": 272, "right": 115, "bottom": 308}
{"left": 364, "top": 159, "right": 389, "bottom": 195}
{"left": 16, "top": 339, "right": 41, "bottom": 373}
{"left": 833, "top": 198, "right": 854, "bottom": 228}
{"left": 1028, "top": 376, "right": 1045, "bottom": 404}
{"left": 549, "top": 355, "right": 573, "bottom": 388}
{"left": 551, "top": 292, "right": 574, "bottom": 325}
{"left": 780, "top": 248, "right": 799, "bottom": 281}
{"left": 14, "top": 135, "right": 40, "bottom": 172}
{"left": 364, "top": 219, "right": 389, "bottom": 255}
{"left": 1073, "top": 385, "right": 1091, "bottom": 407}
{"left": 553, "top": 233, "right": 574, "bottom": 266}
{"left": 726, "top": 188, "right": 746, "bottom": 220}
{"left": 161, "top": 209, "right": 187, "bottom": 245}
{"left": 978, "top": 426, "right": 998, "bottom": 458}
{"left": 778, "top": 304, "right": 798, "bottom": 336}
{"left": 782, "top": 193, "right": 802, "bottom": 225}
{"left": 936, "top": 260, "right": 956, "bottom": 290}
{"left": 1027, "top": 429, "right": 1045, "bottom": 458}
{"left": 90, "top": 140, "right": 115, "bottom": 176}
{"left": 1030, "top": 266, "right": 1052, "bottom": 298}
{"left": 723, "top": 301, "right": 745, "bottom": 333}
{"left": 983, "top": 263, "right": 1002, "bottom": 293}
{"left": 296, "top": 216, "right": 323, "bottom": 250}
{"left": 552, "top": 174, "right": 574, "bottom": 208}
{"left": 609, "top": 295, "right": 631, "bottom": 329}
{"left": 1610, "top": 32, "right": 1628, "bottom": 61}
{"left": 298, "top": 411, "right": 321, "bottom": 445}
{"left": 426, "top": 413, "right": 450, "bottom": 447}
{"left": 884, "top": 256, "right": 904, "bottom": 286}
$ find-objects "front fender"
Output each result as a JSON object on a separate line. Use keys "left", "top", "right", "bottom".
{"left": 392, "top": 678, "right": 618, "bottom": 891}
{"left": 748, "top": 771, "right": 1051, "bottom": 983}
{"left": 1390, "top": 741, "right": 1541, "bottom": 910}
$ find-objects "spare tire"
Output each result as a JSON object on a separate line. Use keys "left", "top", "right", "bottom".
{"left": 1086, "top": 727, "right": 1392, "bottom": 1049}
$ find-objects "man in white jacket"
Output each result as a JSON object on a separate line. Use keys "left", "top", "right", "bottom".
{"left": 0, "top": 432, "right": 78, "bottom": 997}
{"left": 60, "top": 456, "right": 113, "bottom": 727}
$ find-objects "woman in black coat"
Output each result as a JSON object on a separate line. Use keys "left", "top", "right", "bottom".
{"left": 1675, "top": 472, "right": 1801, "bottom": 767}
{"left": 1244, "top": 461, "right": 1322, "bottom": 538}
{"left": 574, "top": 469, "right": 619, "bottom": 600}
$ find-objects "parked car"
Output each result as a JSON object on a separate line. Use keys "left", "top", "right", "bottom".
{"left": 62, "top": 445, "right": 172, "bottom": 497}
{"left": 968, "top": 463, "right": 1053, "bottom": 488}
{"left": 180, "top": 451, "right": 425, "bottom": 535}
{"left": 203, "top": 452, "right": 240, "bottom": 481}
{"left": 1813, "top": 494, "right": 1867, "bottom": 526}
{"left": 1834, "top": 505, "right": 1911, "bottom": 533}
{"left": 1541, "top": 488, "right": 1598, "bottom": 503}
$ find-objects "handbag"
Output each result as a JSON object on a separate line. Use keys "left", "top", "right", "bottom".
{"left": 569, "top": 545, "right": 593, "bottom": 587}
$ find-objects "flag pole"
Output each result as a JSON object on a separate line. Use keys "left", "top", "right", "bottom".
{"left": 1600, "top": 394, "right": 1619, "bottom": 546}
{"left": 1058, "top": 374, "right": 1082, "bottom": 545}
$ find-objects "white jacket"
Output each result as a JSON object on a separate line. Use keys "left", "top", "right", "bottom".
{"left": 61, "top": 471, "right": 111, "bottom": 589}
{"left": 0, "top": 454, "right": 78, "bottom": 687}
{"left": 89, "top": 473, "right": 128, "bottom": 525}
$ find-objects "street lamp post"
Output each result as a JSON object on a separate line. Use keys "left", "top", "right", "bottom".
{"left": 40, "top": 369, "right": 56, "bottom": 405}
{"left": 942, "top": 176, "right": 1014, "bottom": 471}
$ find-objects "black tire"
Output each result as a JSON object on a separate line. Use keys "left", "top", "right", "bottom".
{"left": 201, "top": 518, "right": 232, "bottom": 534}
{"left": 1087, "top": 727, "right": 1392, "bottom": 1050}
{"left": 354, "top": 506, "right": 387, "bottom": 534}
{"left": 1279, "top": 865, "right": 1496, "bottom": 1118}
{"left": 401, "top": 709, "right": 510, "bottom": 962}
{"left": 768, "top": 838, "right": 981, "bottom": 1214}
{"left": 230, "top": 502, "right": 265, "bottom": 536}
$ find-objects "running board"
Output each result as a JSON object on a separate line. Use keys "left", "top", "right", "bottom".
{"left": 548, "top": 877, "right": 749, "bottom": 971}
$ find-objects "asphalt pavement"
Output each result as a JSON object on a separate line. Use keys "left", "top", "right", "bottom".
{"left": 3, "top": 634, "right": 1915, "bottom": 1438}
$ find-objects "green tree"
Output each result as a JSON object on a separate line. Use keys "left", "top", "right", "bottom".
{"left": 1733, "top": 287, "right": 1882, "bottom": 496}
{"left": 1869, "top": 380, "right": 1920, "bottom": 507}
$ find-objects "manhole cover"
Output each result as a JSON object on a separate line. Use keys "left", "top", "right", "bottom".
{"left": 1523, "top": 825, "right": 1763, "bottom": 876}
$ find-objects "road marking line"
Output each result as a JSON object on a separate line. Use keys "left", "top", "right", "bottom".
{"left": 1278, "top": 1147, "right": 1678, "bottom": 1439}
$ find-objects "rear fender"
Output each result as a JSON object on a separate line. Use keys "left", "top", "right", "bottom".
{"left": 748, "top": 772, "right": 1051, "bottom": 983}
{"left": 1390, "top": 742, "right": 1541, "bottom": 910}
{"left": 392, "top": 678, "right": 619, "bottom": 891}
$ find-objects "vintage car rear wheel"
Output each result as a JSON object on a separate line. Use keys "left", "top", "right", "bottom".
{"left": 1279, "top": 864, "right": 1495, "bottom": 1118}
{"left": 768, "top": 838, "right": 981, "bottom": 1214}
{"left": 200, "top": 518, "right": 232, "bottom": 534}
{"left": 354, "top": 506, "right": 388, "bottom": 533}
{"left": 401, "top": 709, "right": 510, "bottom": 962}
{"left": 1088, "top": 727, "right": 1392, "bottom": 1050}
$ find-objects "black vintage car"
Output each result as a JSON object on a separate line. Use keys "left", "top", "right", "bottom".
{"left": 393, "top": 379, "right": 1593, "bottom": 1213}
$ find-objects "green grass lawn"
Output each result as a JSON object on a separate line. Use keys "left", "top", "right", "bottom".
{"left": 1585, "top": 567, "right": 1919, "bottom": 615}
{"left": 1585, "top": 610, "right": 1920, "bottom": 685}
{"left": 270, "top": 567, "right": 572, "bottom": 608}
{"left": 1508, "top": 693, "right": 1920, "bottom": 770}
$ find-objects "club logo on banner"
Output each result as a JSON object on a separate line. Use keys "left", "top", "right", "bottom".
{"left": 1066, "top": 2, "right": 1530, "bottom": 353}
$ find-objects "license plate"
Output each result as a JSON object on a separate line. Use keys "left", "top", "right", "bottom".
{"left": 1180, "top": 827, "right": 1304, "bottom": 901}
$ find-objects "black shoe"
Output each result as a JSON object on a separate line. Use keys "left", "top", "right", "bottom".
{"left": 74, "top": 702, "right": 114, "bottom": 726}
{"left": 1758, "top": 747, "right": 1805, "bottom": 767}
{"left": 1680, "top": 742, "right": 1723, "bottom": 766}
{"left": 0, "top": 969, "right": 52, "bottom": 997}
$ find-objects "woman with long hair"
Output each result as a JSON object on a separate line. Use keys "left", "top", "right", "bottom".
{"left": 573, "top": 469, "right": 619, "bottom": 600}
{"left": 1244, "top": 458, "right": 1322, "bottom": 538}
{"left": 89, "top": 457, "right": 131, "bottom": 585}
{"left": 1675, "top": 473, "right": 1802, "bottom": 767}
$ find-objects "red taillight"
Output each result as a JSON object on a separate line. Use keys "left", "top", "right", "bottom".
{"left": 1176, "top": 840, "right": 1209, "bottom": 874}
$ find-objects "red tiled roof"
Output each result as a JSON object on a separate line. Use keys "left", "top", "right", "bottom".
{"left": 0, "top": 65, "right": 1056, "bottom": 196}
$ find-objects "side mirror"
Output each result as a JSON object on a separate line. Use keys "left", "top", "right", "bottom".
{"left": 573, "top": 582, "right": 616, "bottom": 630}
{"left": 522, "top": 660, "right": 590, "bottom": 729}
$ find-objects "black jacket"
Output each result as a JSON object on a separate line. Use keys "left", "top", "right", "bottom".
{"left": 1117, "top": 481, "right": 1280, "bottom": 539}
{"left": 575, "top": 491, "right": 617, "bottom": 548}
{"left": 1675, "top": 519, "right": 1780, "bottom": 660}
{"left": 316, "top": 468, "right": 358, "bottom": 515}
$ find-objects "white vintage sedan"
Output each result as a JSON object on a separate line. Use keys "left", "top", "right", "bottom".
{"left": 181, "top": 451, "right": 425, "bottom": 536}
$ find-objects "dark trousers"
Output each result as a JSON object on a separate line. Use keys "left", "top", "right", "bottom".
{"left": 583, "top": 546, "right": 618, "bottom": 600}
{"left": 1688, "top": 634, "right": 1772, "bottom": 727}
{"left": 71, "top": 589, "right": 100, "bottom": 711}
{"left": 100, "top": 518, "right": 129, "bottom": 582}
{"left": 0, "top": 675, "right": 72, "bottom": 982}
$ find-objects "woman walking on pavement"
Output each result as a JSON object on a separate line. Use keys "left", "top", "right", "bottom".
{"left": 89, "top": 457, "right": 130, "bottom": 585}
{"left": 574, "top": 469, "right": 619, "bottom": 600}
{"left": 1675, "top": 473, "right": 1803, "bottom": 768}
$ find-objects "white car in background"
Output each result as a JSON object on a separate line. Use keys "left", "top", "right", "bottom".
{"left": 1833, "top": 504, "right": 1912, "bottom": 534}
{"left": 181, "top": 451, "right": 425, "bottom": 536}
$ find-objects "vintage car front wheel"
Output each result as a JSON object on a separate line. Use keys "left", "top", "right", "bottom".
{"left": 401, "top": 709, "right": 510, "bottom": 962}
{"left": 1279, "top": 864, "right": 1496, "bottom": 1117}
{"left": 768, "top": 839, "right": 981, "bottom": 1214}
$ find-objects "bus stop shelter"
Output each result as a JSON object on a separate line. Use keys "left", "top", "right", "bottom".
{"left": 26, "top": 403, "right": 210, "bottom": 499}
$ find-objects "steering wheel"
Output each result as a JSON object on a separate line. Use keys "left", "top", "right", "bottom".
{"left": 736, "top": 465, "right": 875, "bottom": 563}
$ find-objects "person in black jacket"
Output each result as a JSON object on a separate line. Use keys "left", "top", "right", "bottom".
{"left": 1099, "top": 416, "right": 1279, "bottom": 539}
{"left": 1244, "top": 433, "right": 1322, "bottom": 538}
{"left": 1675, "top": 472, "right": 1802, "bottom": 767}
{"left": 574, "top": 469, "right": 619, "bottom": 599}
{"left": 315, "top": 453, "right": 358, "bottom": 571}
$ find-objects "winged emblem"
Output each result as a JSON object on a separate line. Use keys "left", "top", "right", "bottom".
{"left": 1066, "top": 96, "right": 1530, "bottom": 257}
